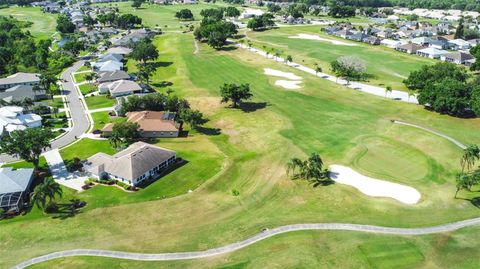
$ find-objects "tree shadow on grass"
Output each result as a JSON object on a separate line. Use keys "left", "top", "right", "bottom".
{"left": 51, "top": 199, "right": 86, "bottom": 220}
{"left": 470, "top": 197, "right": 480, "bottom": 208}
{"left": 217, "top": 45, "right": 238, "bottom": 52}
{"left": 311, "top": 179, "right": 336, "bottom": 188}
{"left": 239, "top": 101, "right": 268, "bottom": 113}
{"left": 195, "top": 126, "right": 221, "bottom": 136}
{"left": 152, "top": 81, "right": 173, "bottom": 88}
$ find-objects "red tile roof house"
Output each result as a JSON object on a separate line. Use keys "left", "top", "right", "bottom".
{"left": 101, "top": 111, "right": 182, "bottom": 138}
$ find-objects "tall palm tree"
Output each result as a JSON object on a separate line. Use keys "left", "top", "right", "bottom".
{"left": 108, "top": 132, "right": 122, "bottom": 148}
{"left": 461, "top": 144, "right": 480, "bottom": 172}
{"left": 30, "top": 178, "right": 63, "bottom": 212}
{"left": 286, "top": 157, "right": 304, "bottom": 179}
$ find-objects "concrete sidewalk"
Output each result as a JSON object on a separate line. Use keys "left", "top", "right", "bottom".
{"left": 43, "top": 149, "right": 86, "bottom": 191}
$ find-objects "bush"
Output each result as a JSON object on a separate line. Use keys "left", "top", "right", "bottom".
{"left": 232, "top": 189, "right": 240, "bottom": 196}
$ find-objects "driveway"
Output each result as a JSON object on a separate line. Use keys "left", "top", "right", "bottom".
{"left": 0, "top": 61, "right": 90, "bottom": 163}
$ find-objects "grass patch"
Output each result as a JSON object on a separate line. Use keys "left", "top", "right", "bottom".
{"left": 78, "top": 83, "right": 96, "bottom": 95}
{"left": 0, "top": 6, "right": 57, "bottom": 40}
{"left": 60, "top": 138, "right": 115, "bottom": 161}
{"left": 84, "top": 95, "right": 115, "bottom": 110}
{"left": 73, "top": 72, "right": 91, "bottom": 84}
{"left": 90, "top": 111, "right": 125, "bottom": 131}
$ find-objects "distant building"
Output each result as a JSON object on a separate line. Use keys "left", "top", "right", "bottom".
{"left": 97, "top": 70, "right": 131, "bottom": 84}
{"left": 101, "top": 111, "right": 181, "bottom": 138}
{"left": 416, "top": 47, "right": 448, "bottom": 59}
{"left": 98, "top": 80, "right": 142, "bottom": 97}
{"left": 396, "top": 43, "right": 424, "bottom": 54}
{"left": 85, "top": 142, "right": 177, "bottom": 186}
{"left": 0, "top": 85, "right": 47, "bottom": 102}
{"left": 0, "top": 106, "right": 42, "bottom": 137}
{"left": 440, "top": 52, "right": 475, "bottom": 65}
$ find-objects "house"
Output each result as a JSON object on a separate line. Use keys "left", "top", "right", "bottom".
{"left": 101, "top": 111, "right": 181, "bottom": 138}
{"left": 448, "top": 39, "right": 471, "bottom": 50}
{"left": 0, "top": 85, "right": 47, "bottom": 102}
{"left": 396, "top": 43, "right": 424, "bottom": 54}
{"left": 106, "top": 46, "right": 132, "bottom": 55}
{"left": 347, "top": 32, "right": 369, "bottom": 42}
{"left": 97, "top": 70, "right": 131, "bottom": 83}
{"left": 85, "top": 142, "right": 177, "bottom": 186}
{"left": 92, "top": 60, "right": 123, "bottom": 72}
{"left": 467, "top": 39, "right": 480, "bottom": 47}
{"left": 429, "top": 39, "right": 449, "bottom": 50}
{"left": 98, "top": 80, "right": 142, "bottom": 97}
{"left": 0, "top": 73, "right": 40, "bottom": 90}
{"left": 241, "top": 8, "right": 264, "bottom": 19}
{"left": 364, "top": 36, "right": 381, "bottom": 45}
{"left": 416, "top": 47, "right": 448, "bottom": 59}
{"left": 0, "top": 167, "right": 35, "bottom": 213}
{"left": 98, "top": 53, "right": 124, "bottom": 63}
{"left": 380, "top": 39, "right": 406, "bottom": 49}
{"left": 440, "top": 52, "right": 475, "bottom": 65}
{"left": 411, "top": 36, "right": 433, "bottom": 46}
{"left": 334, "top": 29, "right": 353, "bottom": 39}
{"left": 0, "top": 106, "right": 42, "bottom": 136}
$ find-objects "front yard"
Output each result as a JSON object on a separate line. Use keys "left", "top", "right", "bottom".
{"left": 84, "top": 95, "right": 115, "bottom": 110}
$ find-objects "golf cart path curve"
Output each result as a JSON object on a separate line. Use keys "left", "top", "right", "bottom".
{"left": 393, "top": 120, "right": 467, "bottom": 149}
{"left": 12, "top": 217, "right": 480, "bottom": 268}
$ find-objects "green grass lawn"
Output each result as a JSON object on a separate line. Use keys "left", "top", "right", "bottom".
{"left": 246, "top": 25, "right": 436, "bottom": 91}
{"left": 76, "top": 65, "right": 91, "bottom": 72}
{"left": 3, "top": 33, "right": 480, "bottom": 268}
{"left": 74, "top": 72, "right": 91, "bottom": 84}
{"left": 93, "top": 2, "right": 230, "bottom": 30}
{"left": 78, "top": 83, "right": 96, "bottom": 95}
{"left": 90, "top": 111, "right": 125, "bottom": 131}
{"left": 0, "top": 6, "right": 57, "bottom": 40}
{"left": 84, "top": 95, "right": 115, "bottom": 110}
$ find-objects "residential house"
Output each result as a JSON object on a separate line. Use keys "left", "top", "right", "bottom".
{"left": 380, "top": 39, "right": 406, "bottom": 49}
{"left": 0, "top": 106, "right": 42, "bottom": 136}
{"left": 347, "top": 32, "right": 370, "bottom": 42}
{"left": 467, "top": 39, "right": 480, "bottom": 47}
{"left": 92, "top": 60, "right": 123, "bottom": 72}
{"left": 396, "top": 43, "right": 424, "bottom": 54}
{"left": 98, "top": 80, "right": 142, "bottom": 97}
{"left": 448, "top": 39, "right": 471, "bottom": 50}
{"left": 411, "top": 36, "right": 433, "bottom": 46}
{"left": 334, "top": 29, "right": 353, "bottom": 39}
{"left": 102, "top": 111, "right": 181, "bottom": 138}
{"left": 440, "top": 52, "right": 475, "bottom": 65}
{"left": 85, "top": 142, "right": 177, "bottom": 186}
{"left": 106, "top": 46, "right": 132, "bottom": 55}
{"left": 416, "top": 47, "right": 448, "bottom": 59}
{"left": 97, "top": 70, "right": 131, "bottom": 84}
{"left": 364, "top": 36, "right": 381, "bottom": 45}
{"left": 0, "top": 85, "right": 47, "bottom": 102}
{"left": 0, "top": 168, "right": 35, "bottom": 213}
{"left": 98, "top": 53, "right": 124, "bottom": 63}
{"left": 0, "top": 73, "right": 40, "bottom": 90}
{"left": 241, "top": 8, "right": 264, "bottom": 19}
{"left": 429, "top": 39, "right": 449, "bottom": 50}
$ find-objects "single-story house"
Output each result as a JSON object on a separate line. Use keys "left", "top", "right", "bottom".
{"left": 380, "top": 39, "right": 407, "bottom": 48}
{"left": 98, "top": 53, "right": 124, "bottom": 63}
{"left": 440, "top": 52, "right": 475, "bottom": 65}
{"left": 106, "top": 46, "right": 132, "bottom": 55}
{"left": 85, "top": 142, "right": 177, "bottom": 186}
{"left": 241, "top": 8, "right": 264, "bottom": 19}
{"left": 0, "top": 73, "right": 40, "bottom": 90}
{"left": 396, "top": 43, "right": 424, "bottom": 54}
{"left": 429, "top": 39, "right": 449, "bottom": 49}
{"left": 98, "top": 80, "right": 142, "bottom": 97}
{"left": 448, "top": 39, "right": 471, "bottom": 50}
{"left": 0, "top": 167, "right": 35, "bottom": 213}
{"left": 334, "top": 29, "right": 354, "bottom": 39}
{"left": 364, "top": 36, "right": 381, "bottom": 45}
{"left": 97, "top": 70, "right": 131, "bottom": 83}
{"left": 347, "top": 32, "right": 370, "bottom": 42}
{"left": 92, "top": 60, "right": 123, "bottom": 72}
{"left": 101, "top": 111, "right": 181, "bottom": 138}
{"left": 467, "top": 38, "right": 480, "bottom": 47}
{"left": 411, "top": 36, "right": 433, "bottom": 46}
{"left": 0, "top": 106, "right": 42, "bottom": 136}
{"left": 0, "top": 85, "right": 47, "bottom": 102}
{"left": 416, "top": 47, "right": 448, "bottom": 59}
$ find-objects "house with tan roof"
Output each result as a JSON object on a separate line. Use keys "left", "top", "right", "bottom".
{"left": 101, "top": 111, "right": 181, "bottom": 138}
{"left": 84, "top": 142, "right": 177, "bottom": 186}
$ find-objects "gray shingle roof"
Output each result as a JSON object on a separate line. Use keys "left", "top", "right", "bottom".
{"left": 0, "top": 167, "right": 34, "bottom": 195}
{"left": 97, "top": 70, "right": 130, "bottom": 83}
{"left": 0, "top": 85, "right": 46, "bottom": 102}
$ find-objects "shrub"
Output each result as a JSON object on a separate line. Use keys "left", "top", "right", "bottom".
{"left": 232, "top": 189, "right": 240, "bottom": 196}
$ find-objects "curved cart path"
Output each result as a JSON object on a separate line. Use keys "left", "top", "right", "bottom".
{"left": 12, "top": 217, "right": 480, "bottom": 268}
{"left": 393, "top": 120, "right": 467, "bottom": 149}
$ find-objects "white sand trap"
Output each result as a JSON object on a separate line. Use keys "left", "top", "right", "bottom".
{"left": 289, "top": 34, "right": 358, "bottom": 46}
{"left": 264, "top": 68, "right": 302, "bottom": 80}
{"left": 275, "top": 80, "right": 302, "bottom": 89}
{"left": 329, "top": 165, "right": 421, "bottom": 205}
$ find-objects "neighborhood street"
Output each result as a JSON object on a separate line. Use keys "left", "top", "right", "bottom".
{"left": 0, "top": 61, "right": 90, "bottom": 163}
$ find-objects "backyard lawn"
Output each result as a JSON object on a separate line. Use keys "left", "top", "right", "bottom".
{"left": 0, "top": 6, "right": 57, "bottom": 40}
{"left": 84, "top": 95, "right": 115, "bottom": 110}
{"left": 90, "top": 111, "right": 125, "bottom": 131}
{"left": 246, "top": 25, "right": 436, "bottom": 91}
{"left": 3, "top": 33, "right": 480, "bottom": 269}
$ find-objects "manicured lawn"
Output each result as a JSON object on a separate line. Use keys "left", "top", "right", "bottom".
{"left": 84, "top": 95, "right": 115, "bottom": 110}
{"left": 74, "top": 72, "right": 91, "bottom": 84}
{"left": 76, "top": 65, "right": 91, "bottom": 72}
{"left": 1, "top": 157, "right": 48, "bottom": 170}
{"left": 246, "top": 25, "right": 436, "bottom": 91}
{"left": 3, "top": 33, "right": 480, "bottom": 269}
{"left": 78, "top": 83, "right": 96, "bottom": 95}
{"left": 90, "top": 111, "right": 125, "bottom": 131}
{"left": 0, "top": 6, "right": 57, "bottom": 40}
{"left": 60, "top": 138, "right": 115, "bottom": 162}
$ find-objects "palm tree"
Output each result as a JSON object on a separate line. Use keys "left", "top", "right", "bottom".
{"left": 314, "top": 63, "right": 322, "bottom": 76}
{"left": 30, "top": 178, "right": 63, "bottom": 212}
{"left": 286, "top": 153, "right": 328, "bottom": 183}
{"left": 285, "top": 55, "right": 293, "bottom": 65}
{"left": 461, "top": 144, "right": 480, "bottom": 172}
{"left": 108, "top": 132, "right": 122, "bottom": 148}
{"left": 274, "top": 51, "right": 281, "bottom": 61}
{"left": 286, "top": 157, "right": 304, "bottom": 179}
{"left": 247, "top": 40, "right": 252, "bottom": 50}
{"left": 265, "top": 50, "right": 270, "bottom": 58}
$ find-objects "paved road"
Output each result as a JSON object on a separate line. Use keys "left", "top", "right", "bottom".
{"left": 235, "top": 42, "right": 419, "bottom": 104}
{"left": 0, "top": 61, "right": 89, "bottom": 163}
{"left": 393, "top": 120, "right": 467, "bottom": 149}
{"left": 12, "top": 217, "right": 480, "bottom": 268}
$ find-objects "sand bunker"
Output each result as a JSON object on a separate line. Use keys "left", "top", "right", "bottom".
{"left": 275, "top": 80, "right": 302, "bottom": 90}
{"left": 264, "top": 68, "right": 302, "bottom": 80}
{"left": 289, "top": 34, "right": 358, "bottom": 46}
{"left": 329, "top": 165, "right": 421, "bottom": 205}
